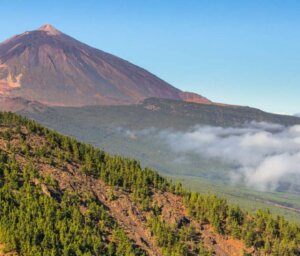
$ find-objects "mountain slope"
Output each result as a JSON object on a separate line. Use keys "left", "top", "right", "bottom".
{"left": 1, "top": 113, "right": 300, "bottom": 255}
{"left": 22, "top": 98, "right": 300, "bottom": 183}
{"left": 23, "top": 97, "right": 300, "bottom": 131}
{"left": 0, "top": 24, "right": 210, "bottom": 106}
{"left": 20, "top": 98, "right": 300, "bottom": 222}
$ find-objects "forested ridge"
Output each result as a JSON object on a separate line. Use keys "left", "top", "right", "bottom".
{"left": 0, "top": 112, "right": 299, "bottom": 255}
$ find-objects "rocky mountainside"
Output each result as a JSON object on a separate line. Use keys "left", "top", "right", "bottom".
{"left": 0, "top": 24, "right": 210, "bottom": 106}
{"left": 0, "top": 113, "right": 299, "bottom": 256}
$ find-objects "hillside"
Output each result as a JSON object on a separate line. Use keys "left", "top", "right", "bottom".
{"left": 0, "top": 25, "right": 209, "bottom": 106}
{"left": 20, "top": 97, "right": 300, "bottom": 222}
{"left": 0, "top": 112, "right": 299, "bottom": 255}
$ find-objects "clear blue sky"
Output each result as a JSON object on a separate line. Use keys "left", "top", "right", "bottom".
{"left": 1, "top": 0, "right": 300, "bottom": 114}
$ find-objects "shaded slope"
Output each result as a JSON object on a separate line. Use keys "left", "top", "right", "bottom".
{"left": 24, "top": 97, "right": 300, "bottom": 131}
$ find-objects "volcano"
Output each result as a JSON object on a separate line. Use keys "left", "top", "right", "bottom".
{"left": 0, "top": 24, "right": 211, "bottom": 106}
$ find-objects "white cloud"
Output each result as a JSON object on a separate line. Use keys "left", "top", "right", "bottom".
{"left": 157, "top": 122, "right": 300, "bottom": 191}
{"left": 119, "top": 122, "right": 300, "bottom": 191}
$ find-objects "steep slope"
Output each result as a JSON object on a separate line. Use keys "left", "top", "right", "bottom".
{"left": 0, "top": 113, "right": 299, "bottom": 256}
{"left": 0, "top": 24, "right": 210, "bottom": 106}
{"left": 22, "top": 98, "right": 300, "bottom": 183}
{"left": 20, "top": 98, "right": 300, "bottom": 222}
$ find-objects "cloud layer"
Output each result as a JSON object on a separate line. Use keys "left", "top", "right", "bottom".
{"left": 119, "top": 122, "right": 300, "bottom": 191}
{"left": 158, "top": 122, "right": 300, "bottom": 191}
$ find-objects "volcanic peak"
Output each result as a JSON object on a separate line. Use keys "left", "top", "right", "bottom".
{"left": 38, "top": 24, "right": 61, "bottom": 35}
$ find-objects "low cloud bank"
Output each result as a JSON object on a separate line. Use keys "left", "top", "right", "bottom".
{"left": 120, "top": 122, "right": 300, "bottom": 191}
{"left": 158, "top": 122, "right": 300, "bottom": 191}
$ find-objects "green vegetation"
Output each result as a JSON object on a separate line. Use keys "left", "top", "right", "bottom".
{"left": 24, "top": 99, "right": 300, "bottom": 222}
{"left": 175, "top": 175, "right": 300, "bottom": 223}
{"left": 185, "top": 193, "right": 300, "bottom": 255}
{"left": 0, "top": 113, "right": 145, "bottom": 255}
{"left": 0, "top": 112, "right": 299, "bottom": 255}
{"left": 147, "top": 216, "right": 213, "bottom": 256}
{"left": 0, "top": 156, "right": 143, "bottom": 255}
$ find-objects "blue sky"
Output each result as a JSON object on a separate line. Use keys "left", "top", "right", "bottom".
{"left": 1, "top": 0, "right": 300, "bottom": 114}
